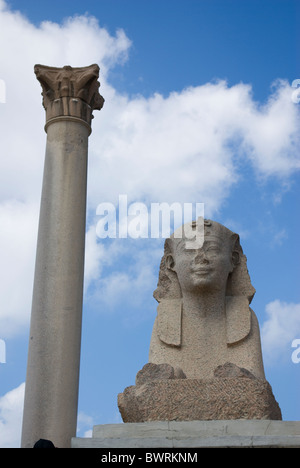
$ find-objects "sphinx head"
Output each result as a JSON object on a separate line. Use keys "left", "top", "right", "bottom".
{"left": 154, "top": 218, "right": 255, "bottom": 303}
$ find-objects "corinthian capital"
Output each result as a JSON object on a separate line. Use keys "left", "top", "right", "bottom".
{"left": 34, "top": 64, "right": 104, "bottom": 131}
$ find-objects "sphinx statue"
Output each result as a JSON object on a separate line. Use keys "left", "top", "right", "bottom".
{"left": 118, "top": 218, "right": 281, "bottom": 422}
{"left": 149, "top": 217, "right": 265, "bottom": 380}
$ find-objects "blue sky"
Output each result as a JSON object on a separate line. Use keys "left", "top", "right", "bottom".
{"left": 0, "top": 0, "right": 299, "bottom": 446}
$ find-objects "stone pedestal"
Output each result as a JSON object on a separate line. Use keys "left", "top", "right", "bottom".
{"left": 21, "top": 64, "right": 104, "bottom": 448}
{"left": 117, "top": 363, "right": 282, "bottom": 423}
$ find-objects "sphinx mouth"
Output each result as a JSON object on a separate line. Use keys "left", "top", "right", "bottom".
{"left": 191, "top": 268, "right": 212, "bottom": 274}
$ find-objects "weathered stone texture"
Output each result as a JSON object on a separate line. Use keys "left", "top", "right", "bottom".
{"left": 21, "top": 64, "right": 103, "bottom": 449}
{"left": 34, "top": 64, "right": 104, "bottom": 129}
{"left": 118, "top": 219, "right": 282, "bottom": 424}
{"left": 118, "top": 364, "right": 282, "bottom": 423}
{"left": 135, "top": 362, "right": 186, "bottom": 386}
{"left": 149, "top": 218, "right": 266, "bottom": 381}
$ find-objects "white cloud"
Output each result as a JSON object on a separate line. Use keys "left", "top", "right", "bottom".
{"left": 0, "top": 2, "right": 132, "bottom": 338}
{"left": 0, "top": 382, "right": 25, "bottom": 448}
{"left": 269, "top": 228, "right": 288, "bottom": 248}
{"left": 83, "top": 429, "right": 93, "bottom": 438}
{"left": 261, "top": 300, "right": 300, "bottom": 364}
{"left": 241, "top": 80, "right": 300, "bottom": 177}
{"left": 76, "top": 411, "right": 94, "bottom": 438}
{"left": 0, "top": 0, "right": 131, "bottom": 74}
{"left": 0, "top": 2, "right": 130, "bottom": 202}
{"left": 0, "top": 201, "right": 38, "bottom": 338}
{"left": 84, "top": 226, "right": 107, "bottom": 294}
{"left": 0, "top": 0, "right": 299, "bottom": 341}
{"left": 85, "top": 237, "right": 160, "bottom": 317}
{"left": 88, "top": 79, "right": 300, "bottom": 213}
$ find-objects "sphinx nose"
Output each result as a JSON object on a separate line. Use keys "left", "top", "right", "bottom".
{"left": 194, "top": 251, "right": 209, "bottom": 264}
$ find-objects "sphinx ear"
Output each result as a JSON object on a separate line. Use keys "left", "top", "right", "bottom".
{"left": 231, "top": 250, "right": 240, "bottom": 267}
{"left": 165, "top": 253, "right": 175, "bottom": 271}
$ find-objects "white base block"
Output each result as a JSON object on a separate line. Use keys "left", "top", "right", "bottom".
{"left": 72, "top": 420, "right": 300, "bottom": 448}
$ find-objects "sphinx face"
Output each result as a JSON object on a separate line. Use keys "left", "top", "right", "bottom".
{"left": 170, "top": 236, "right": 235, "bottom": 294}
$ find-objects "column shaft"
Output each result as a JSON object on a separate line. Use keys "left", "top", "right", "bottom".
{"left": 21, "top": 63, "right": 103, "bottom": 448}
{"left": 21, "top": 121, "right": 89, "bottom": 448}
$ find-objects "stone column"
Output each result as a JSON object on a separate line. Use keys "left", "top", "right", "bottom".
{"left": 21, "top": 64, "right": 104, "bottom": 448}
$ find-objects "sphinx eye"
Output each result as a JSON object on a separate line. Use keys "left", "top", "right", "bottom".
{"left": 206, "top": 246, "right": 220, "bottom": 253}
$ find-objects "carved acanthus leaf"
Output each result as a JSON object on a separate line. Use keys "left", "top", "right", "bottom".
{"left": 34, "top": 64, "right": 104, "bottom": 127}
